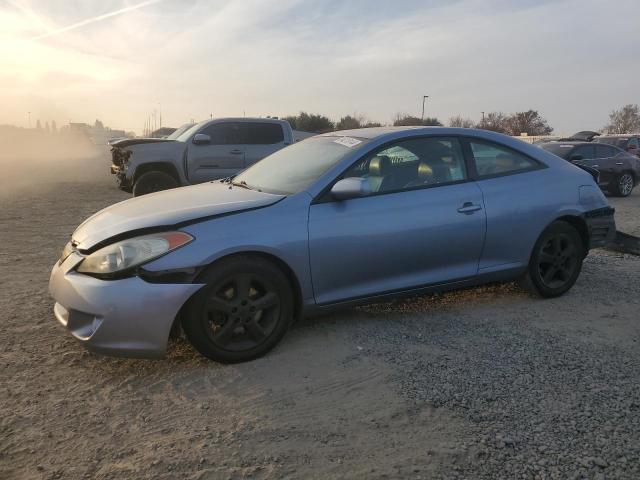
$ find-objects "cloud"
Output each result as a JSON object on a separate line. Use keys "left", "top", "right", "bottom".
{"left": 0, "top": 0, "right": 639, "bottom": 133}
{"left": 31, "top": 0, "right": 164, "bottom": 40}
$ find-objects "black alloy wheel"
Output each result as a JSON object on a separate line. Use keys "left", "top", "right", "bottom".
{"left": 521, "top": 221, "right": 584, "bottom": 298}
{"left": 536, "top": 234, "right": 579, "bottom": 290}
{"left": 182, "top": 256, "right": 294, "bottom": 363}
{"left": 204, "top": 273, "right": 280, "bottom": 352}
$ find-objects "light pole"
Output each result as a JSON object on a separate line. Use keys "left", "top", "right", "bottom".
{"left": 421, "top": 95, "right": 429, "bottom": 122}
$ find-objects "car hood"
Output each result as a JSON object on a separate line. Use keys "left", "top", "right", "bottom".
{"left": 72, "top": 183, "right": 285, "bottom": 250}
{"left": 111, "top": 138, "right": 175, "bottom": 148}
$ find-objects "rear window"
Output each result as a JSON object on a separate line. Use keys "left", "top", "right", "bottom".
{"left": 540, "top": 143, "right": 576, "bottom": 159}
{"left": 245, "top": 123, "right": 284, "bottom": 145}
{"left": 470, "top": 141, "right": 539, "bottom": 176}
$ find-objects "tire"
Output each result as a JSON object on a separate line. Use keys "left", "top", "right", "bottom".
{"left": 132, "top": 171, "right": 179, "bottom": 197}
{"left": 182, "top": 256, "right": 294, "bottom": 363}
{"left": 613, "top": 172, "right": 634, "bottom": 197}
{"left": 519, "top": 221, "right": 585, "bottom": 298}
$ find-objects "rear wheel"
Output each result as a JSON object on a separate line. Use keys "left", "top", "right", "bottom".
{"left": 132, "top": 171, "right": 179, "bottom": 196}
{"left": 614, "top": 172, "right": 634, "bottom": 197}
{"left": 520, "top": 221, "right": 584, "bottom": 298}
{"left": 182, "top": 256, "right": 294, "bottom": 363}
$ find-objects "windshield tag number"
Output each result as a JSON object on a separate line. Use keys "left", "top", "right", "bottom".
{"left": 334, "top": 137, "right": 362, "bottom": 148}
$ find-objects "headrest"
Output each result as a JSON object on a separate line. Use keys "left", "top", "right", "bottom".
{"left": 417, "top": 161, "right": 434, "bottom": 179}
{"left": 368, "top": 155, "right": 391, "bottom": 176}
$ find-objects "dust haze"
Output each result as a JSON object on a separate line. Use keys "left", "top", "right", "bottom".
{"left": 0, "top": 127, "right": 105, "bottom": 197}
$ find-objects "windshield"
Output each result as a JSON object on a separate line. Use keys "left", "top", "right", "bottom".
{"left": 595, "top": 137, "right": 629, "bottom": 148}
{"left": 175, "top": 121, "right": 206, "bottom": 142}
{"left": 540, "top": 143, "right": 575, "bottom": 159}
{"left": 233, "top": 136, "right": 369, "bottom": 195}
{"left": 167, "top": 123, "right": 195, "bottom": 140}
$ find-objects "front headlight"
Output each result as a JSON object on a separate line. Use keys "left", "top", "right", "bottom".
{"left": 77, "top": 231, "right": 193, "bottom": 276}
{"left": 60, "top": 241, "right": 75, "bottom": 263}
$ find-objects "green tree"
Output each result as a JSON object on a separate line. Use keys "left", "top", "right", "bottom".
{"left": 284, "top": 112, "right": 334, "bottom": 133}
{"left": 336, "top": 115, "right": 362, "bottom": 130}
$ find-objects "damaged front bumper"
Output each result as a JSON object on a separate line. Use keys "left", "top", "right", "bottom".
{"left": 584, "top": 206, "right": 616, "bottom": 249}
{"left": 49, "top": 252, "right": 204, "bottom": 358}
{"left": 110, "top": 147, "right": 132, "bottom": 192}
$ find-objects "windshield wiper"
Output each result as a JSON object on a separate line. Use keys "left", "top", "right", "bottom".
{"left": 231, "top": 180, "right": 253, "bottom": 190}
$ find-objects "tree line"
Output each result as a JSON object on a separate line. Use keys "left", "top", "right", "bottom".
{"left": 283, "top": 104, "right": 640, "bottom": 136}
{"left": 284, "top": 110, "right": 555, "bottom": 136}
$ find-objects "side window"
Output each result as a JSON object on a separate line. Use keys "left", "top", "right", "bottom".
{"left": 595, "top": 145, "right": 616, "bottom": 159}
{"left": 199, "top": 123, "right": 242, "bottom": 145}
{"left": 245, "top": 123, "right": 285, "bottom": 145}
{"left": 572, "top": 145, "right": 595, "bottom": 159}
{"left": 342, "top": 137, "right": 467, "bottom": 194}
{"left": 469, "top": 141, "right": 540, "bottom": 177}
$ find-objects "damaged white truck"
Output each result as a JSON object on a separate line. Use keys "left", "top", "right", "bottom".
{"left": 110, "top": 118, "right": 294, "bottom": 196}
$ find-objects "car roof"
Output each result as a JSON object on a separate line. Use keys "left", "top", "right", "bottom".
{"left": 541, "top": 141, "right": 587, "bottom": 146}
{"left": 320, "top": 126, "right": 432, "bottom": 139}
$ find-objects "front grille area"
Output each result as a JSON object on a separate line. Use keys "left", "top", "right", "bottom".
{"left": 111, "top": 147, "right": 131, "bottom": 167}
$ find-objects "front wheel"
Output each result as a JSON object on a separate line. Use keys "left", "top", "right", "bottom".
{"left": 520, "top": 221, "right": 585, "bottom": 298}
{"left": 182, "top": 256, "right": 294, "bottom": 363}
{"left": 132, "top": 171, "right": 179, "bottom": 196}
{"left": 614, "top": 172, "right": 634, "bottom": 197}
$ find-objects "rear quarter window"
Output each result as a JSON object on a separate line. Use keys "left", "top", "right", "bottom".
{"left": 469, "top": 140, "right": 541, "bottom": 177}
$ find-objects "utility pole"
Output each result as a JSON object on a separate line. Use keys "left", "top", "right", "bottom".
{"left": 28, "top": 111, "right": 31, "bottom": 128}
{"left": 481, "top": 111, "right": 485, "bottom": 123}
{"left": 421, "top": 95, "right": 429, "bottom": 122}
{"left": 158, "top": 102, "right": 162, "bottom": 128}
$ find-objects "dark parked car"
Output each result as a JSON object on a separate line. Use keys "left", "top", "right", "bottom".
{"left": 540, "top": 141, "right": 640, "bottom": 197}
{"left": 594, "top": 135, "right": 640, "bottom": 158}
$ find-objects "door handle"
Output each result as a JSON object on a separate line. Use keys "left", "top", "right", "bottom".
{"left": 457, "top": 202, "right": 482, "bottom": 214}
{"left": 230, "top": 149, "right": 243, "bottom": 155}
{"left": 615, "top": 162, "right": 623, "bottom": 165}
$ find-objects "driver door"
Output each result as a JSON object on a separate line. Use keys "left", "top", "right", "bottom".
{"left": 187, "top": 122, "right": 246, "bottom": 183}
{"left": 308, "top": 136, "right": 486, "bottom": 305}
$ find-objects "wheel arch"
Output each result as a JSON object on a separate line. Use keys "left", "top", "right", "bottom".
{"left": 170, "top": 250, "right": 304, "bottom": 342}
{"left": 133, "top": 161, "right": 181, "bottom": 184}
{"left": 553, "top": 215, "right": 589, "bottom": 254}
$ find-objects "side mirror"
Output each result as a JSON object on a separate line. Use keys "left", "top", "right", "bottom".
{"left": 569, "top": 154, "right": 584, "bottom": 161}
{"left": 193, "top": 133, "right": 211, "bottom": 145}
{"left": 330, "top": 177, "right": 372, "bottom": 201}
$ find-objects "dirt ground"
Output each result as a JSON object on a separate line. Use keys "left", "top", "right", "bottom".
{"left": 1, "top": 147, "right": 639, "bottom": 479}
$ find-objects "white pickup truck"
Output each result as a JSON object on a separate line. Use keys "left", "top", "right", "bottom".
{"left": 110, "top": 118, "right": 294, "bottom": 196}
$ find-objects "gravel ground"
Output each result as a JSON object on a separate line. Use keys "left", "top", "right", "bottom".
{"left": 1, "top": 148, "right": 639, "bottom": 479}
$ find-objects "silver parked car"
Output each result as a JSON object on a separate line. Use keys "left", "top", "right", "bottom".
{"left": 50, "top": 127, "right": 616, "bottom": 363}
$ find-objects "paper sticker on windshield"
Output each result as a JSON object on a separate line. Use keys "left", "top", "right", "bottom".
{"left": 334, "top": 137, "right": 362, "bottom": 148}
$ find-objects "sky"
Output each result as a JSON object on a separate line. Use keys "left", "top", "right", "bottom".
{"left": 1, "top": 0, "right": 639, "bottom": 134}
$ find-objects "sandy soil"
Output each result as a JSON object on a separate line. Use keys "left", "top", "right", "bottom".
{"left": 1, "top": 148, "right": 639, "bottom": 479}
